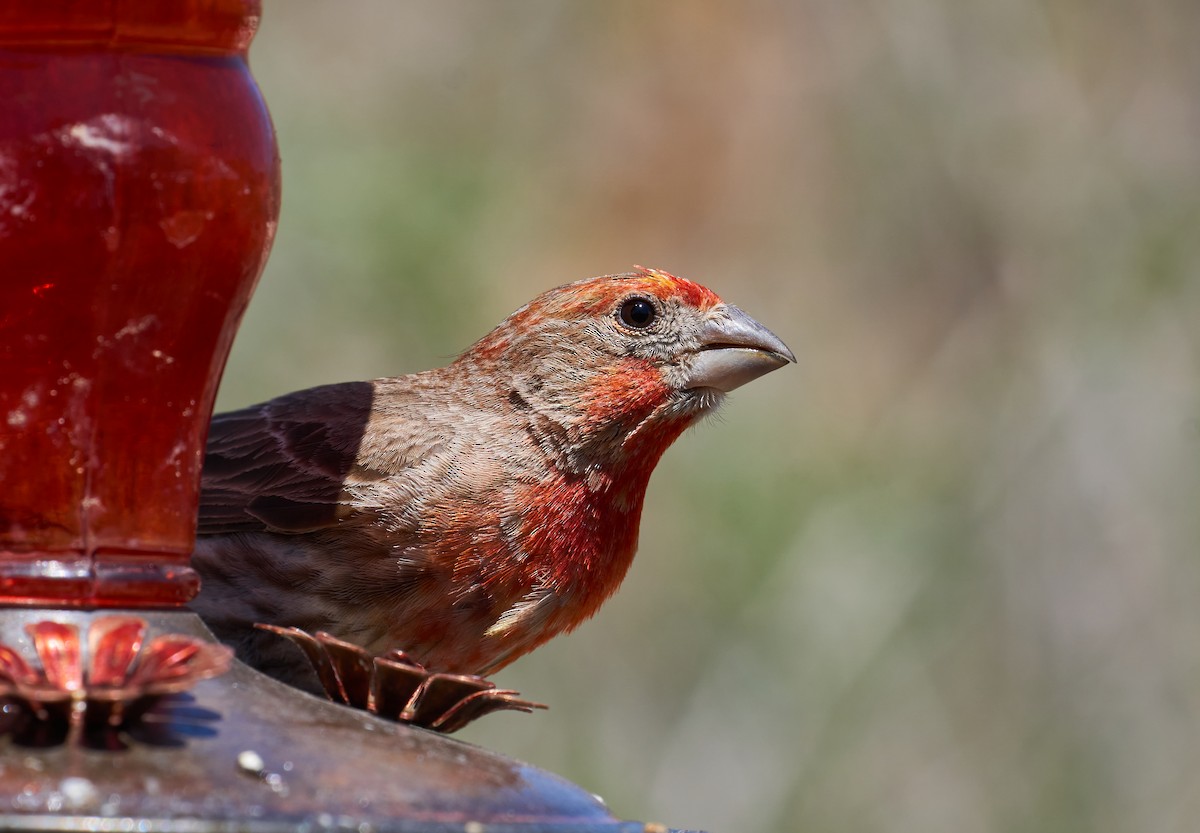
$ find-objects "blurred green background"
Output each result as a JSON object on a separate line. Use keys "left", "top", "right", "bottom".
{"left": 217, "top": 2, "right": 1200, "bottom": 831}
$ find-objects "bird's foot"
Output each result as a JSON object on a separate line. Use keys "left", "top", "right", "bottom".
{"left": 254, "top": 624, "right": 546, "bottom": 733}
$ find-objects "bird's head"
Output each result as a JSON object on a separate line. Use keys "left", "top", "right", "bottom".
{"left": 460, "top": 267, "right": 795, "bottom": 471}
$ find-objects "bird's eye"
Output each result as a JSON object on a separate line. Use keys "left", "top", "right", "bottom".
{"left": 619, "top": 297, "right": 657, "bottom": 329}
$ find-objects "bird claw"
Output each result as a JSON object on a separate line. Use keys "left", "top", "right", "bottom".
{"left": 254, "top": 624, "right": 546, "bottom": 733}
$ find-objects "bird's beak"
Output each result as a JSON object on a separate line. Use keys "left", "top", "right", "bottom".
{"left": 684, "top": 304, "right": 796, "bottom": 392}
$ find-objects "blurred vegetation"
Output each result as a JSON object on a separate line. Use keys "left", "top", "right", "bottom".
{"left": 219, "top": 2, "right": 1200, "bottom": 831}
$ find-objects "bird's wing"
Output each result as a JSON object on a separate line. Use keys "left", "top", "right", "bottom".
{"left": 198, "top": 380, "right": 388, "bottom": 535}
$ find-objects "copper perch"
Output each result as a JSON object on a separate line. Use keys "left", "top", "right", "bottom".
{"left": 0, "top": 615, "right": 232, "bottom": 746}
{"left": 255, "top": 624, "right": 546, "bottom": 733}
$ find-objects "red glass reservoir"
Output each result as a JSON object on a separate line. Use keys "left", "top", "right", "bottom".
{"left": 0, "top": 2, "right": 280, "bottom": 606}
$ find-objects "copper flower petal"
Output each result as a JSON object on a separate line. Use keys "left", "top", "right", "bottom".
{"left": 87, "top": 615, "right": 146, "bottom": 687}
{"left": 138, "top": 643, "right": 232, "bottom": 696}
{"left": 0, "top": 644, "right": 39, "bottom": 687}
{"left": 126, "top": 637, "right": 232, "bottom": 696}
{"left": 127, "top": 636, "right": 216, "bottom": 688}
{"left": 408, "top": 674, "right": 494, "bottom": 728}
{"left": 255, "top": 624, "right": 345, "bottom": 702}
{"left": 314, "top": 632, "right": 374, "bottom": 709}
{"left": 431, "top": 689, "right": 548, "bottom": 735}
{"left": 370, "top": 657, "right": 428, "bottom": 720}
{"left": 26, "top": 621, "right": 82, "bottom": 692}
{"left": 129, "top": 636, "right": 200, "bottom": 682}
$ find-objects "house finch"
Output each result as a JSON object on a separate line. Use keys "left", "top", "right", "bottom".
{"left": 190, "top": 268, "right": 793, "bottom": 687}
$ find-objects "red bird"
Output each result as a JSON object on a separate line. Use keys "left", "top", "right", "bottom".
{"left": 190, "top": 268, "right": 793, "bottom": 686}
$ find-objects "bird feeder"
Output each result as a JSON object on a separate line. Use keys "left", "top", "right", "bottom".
{"left": 0, "top": 3, "right": 672, "bottom": 830}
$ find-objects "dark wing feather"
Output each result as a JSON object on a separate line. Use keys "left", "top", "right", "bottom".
{"left": 198, "top": 381, "right": 376, "bottom": 535}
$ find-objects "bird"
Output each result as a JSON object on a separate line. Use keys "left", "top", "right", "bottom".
{"left": 189, "top": 267, "right": 794, "bottom": 688}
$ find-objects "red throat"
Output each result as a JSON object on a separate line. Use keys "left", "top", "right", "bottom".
{"left": 520, "top": 399, "right": 695, "bottom": 628}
